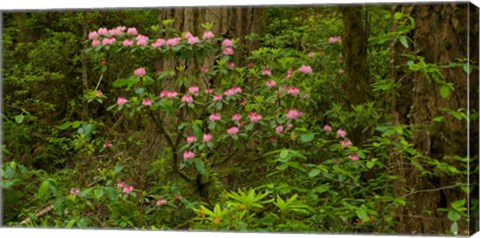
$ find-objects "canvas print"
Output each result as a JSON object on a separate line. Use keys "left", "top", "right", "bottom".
{"left": 1, "top": 2, "right": 479, "bottom": 236}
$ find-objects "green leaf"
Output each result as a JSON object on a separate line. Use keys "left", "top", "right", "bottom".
{"left": 300, "top": 133, "right": 314, "bottom": 143}
{"left": 308, "top": 169, "right": 321, "bottom": 178}
{"left": 356, "top": 206, "right": 370, "bottom": 222}
{"left": 58, "top": 121, "right": 73, "bottom": 130}
{"left": 37, "top": 180, "right": 51, "bottom": 200}
{"left": 192, "top": 120, "right": 203, "bottom": 141}
{"left": 193, "top": 158, "right": 208, "bottom": 176}
{"left": 112, "top": 78, "right": 130, "bottom": 88}
{"left": 399, "top": 36, "right": 409, "bottom": 48}
{"left": 463, "top": 64, "right": 472, "bottom": 74}
{"left": 440, "top": 85, "right": 450, "bottom": 98}
{"left": 394, "top": 12, "right": 403, "bottom": 20}
{"left": 448, "top": 210, "right": 461, "bottom": 222}
{"left": 366, "top": 161, "right": 375, "bottom": 169}
{"left": 451, "top": 199, "right": 466, "bottom": 210}
{"left": 113, "top": 165, "right": 123, "bottom": 175}
{"left": 94, "top": 188, "right": 104, "bottom": 199}
{"left": 66, "top": 218, "right": 78, "bottom": 228}
{"left": 15, "top": 115, "right": 24, "bottom": 124}
{"left": 279, "top": 150, "right": 289, "bottom": 160}
{"left": 450, "top": 221, "right": 458, "bottom": 235}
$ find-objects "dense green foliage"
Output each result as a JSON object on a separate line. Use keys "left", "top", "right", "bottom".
{"left": 1, "top": 6, "right": 476, "bottom": 235}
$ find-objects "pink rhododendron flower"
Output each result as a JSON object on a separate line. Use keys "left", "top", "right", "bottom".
{"left": 202, "top": 134, "right": 212, "bottom": 143}
{"left": 98, "top": 28, "right": 108, "bottom": 35}
{"left": 103, "top": 141, "right": 113, "bottom": 148}
{"left": 232, "top": 113, "right": 241, "bottom": 121}
{"left": 276, "top": 125, "right": 284, "bottom": 134}
{"left": 308, "top": 52, "right": 315, "bottom": 58}
{"left": 239, "top": 121, "right": 245, "bottom": 127}
{"left": 285, "top": 69, "right": 294, "bottom": 79}
{"left": 224, "top": 89, "right": 236, "bottom": 97}
{"left": 187, "top": 135, "right": 196, "bottom": 144}
{"left": 188, "top": 36, "right": 199, "bottom": 45}
{"left": 240, "top": 100, "right": 247, "bottom": 105}
{"left": 108, "top": 28, "right": 121, "bottom": 36}
{"left": 262, "top": 68, "right": 272, "bottom": 75}
{"left": 152, "top": 38, "right": 166, "bottom": 48}
{"left": 117, "top": 97, "right": 128, "bottom": 106}
{"left": 323, "top": 125, "right": 332, "bottom": 131}
{"left": 213, "top": 94, "right": 223, "bottom": 102}
{"left": 336, "top": 129, "right": 347, "bottom": 137}
{"left": 88, "top": 31, "right": 99, "bottom": 39}
{"left": 70, "top": 188, "right": 80, "bottom": 196}
{"left": 223, "top": 47, "right": 234, "bottom": 55}
{"left": 188, "top": 86, "right": 199, "bottom": 94}
{"left": 167, "top": 91, "right": 178, "bottom": 99}
{"left": 175, "top": 194, "right": 182, "bottom": 200}
{"left": 123, "top": 39, "right": 133, "bottom": 47}
{"left": 202, "top": 66, "right": 209, "bottom": 73}
{"left": 227, "top": 62, "right": 235, "bottom": 68}
{"left": 288, "top": 87, "right": 300, "bottom": 95}
{"left": 134, "top": 68, "right": 146, "bottom": 76}
{"left": 286, "top": 110, "right": 302, "bottom": 120}
{"left": 117, "top": 181, "right": 125, "bottom": 188}
{"left": 122, "top": 185, "right": 134, "bottom": 194}
{"left": 298, "top": 65, "right": 312, "bottom": 74}
{"left": 249, "top": 112, "right": 262, "bottom": 123}
{"left": 92, "top": 39, "right": 101, "bottom": 47}
{"left": 156, "top": 199, "right": 167, "bottom": 206}
{"left": 233, "top": 86, "right": 242, "bottom": 93}
{"left": 209, "top": 113, "right": 220, "bottom": 121}
{"left": 167, "top": 37, "right": 181, "bottom": 46}
{"left": 222, "top": 39, "right": 233, "bottom": 47}
{"left": 205, "top": 88, "right": 214, "bottom": 94}
{"left": 340, "top": 139, "right": 352, "bottom": 147}
{"left": 288, "top": 123, "right": 294, "bottom": 128}
{"left": 136, "top": 34, "right": 149, "bottom": 46}
{"left": 202, "top": 31, "right": 214, "bottom": 40}
{"left": 127, "top": 27, "right": 138, "bottom": 36}
{"left": 227, "top": 127, "right": 239, "bottom": 135}
{"left": 183, "top": 151, "right": 195, "bottom": 160}
{"left": 142, "top": 99, "right": 152, "bottom": 107}
{"left": 349, "top": 154, "right": 359, "bottom": 161}
{"left": 102, "top": 37, "right": 116, "bottom": 45}
{"left": 181, "top": 95, "right": 193, "bottom": 103}
{"left": 265, "top": 80, "right": 277, "bottom": 87}
{"left": 184, "top": 32, "right": 194, "bottom": 39}
{"left": 328, "top": 36, "right": 342, "bottom": 43}
{"left": 96, "top": 90, "right": 104, "bottom": 97}
{"left": 270, "top": 137, "right": 277, "bottom": 143}
{"left": 160, "top": 90, "right": 168, "bottom": 98}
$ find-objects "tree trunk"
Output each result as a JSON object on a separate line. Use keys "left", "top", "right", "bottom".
{"left": 341, "top": 6, "right": 371, "bottom": 144}
{"left": 391, "top": 3, "right": 478, "bottom": 234}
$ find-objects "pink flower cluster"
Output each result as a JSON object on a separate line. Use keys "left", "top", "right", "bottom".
{"left": 328, "top": 36, "right": 342, "bottom": 43}
{"left": 286, "top": 110, "right": 302, "bottom": 120}
{"left": 117, "top": 97, "right": 128, "bottom": 106}
{"left": 160, "top": 90, "right": 178, "bottom": 99}
{"left": 152, "top": 38, "right": 166, "bottom": 48}
{"left": 183, "top": 150, "right": 195, "bottom": 160}
{"left": 227, "top": 127, "right": 239, "bottom": 135}
{"left": 298, "top": 65, "right": 312, "bottom": 74}
{"left": 167, "top": 37, "right": 182, "bottom": 47}
{"left": 181, "top": 95, "right": 194, "bottom": 103}
{"left": 134, "top": 67, "right": 146, "bottom": 76}
{"left": 248, "top": 112, "right": 262, "bottom": 123}
{"left": 188, "top": 86, "right": 200, "bottom": 94}
{"left": 224, "top": 86, "right": 242, "bottom": 97}
{"left": 202, "top": 31, "right": 214, "bottom": 40}
{"left": 136, "top": 34, "right": 149, "bottom": 46}
{"left": 70, "top": 188, "right": 80, "bottom": 196}
{"left": 117, "top": 181, "right": 134, "bottom": 194}
{"left": 222, "top": 39, "right": 234, "bottom": 55}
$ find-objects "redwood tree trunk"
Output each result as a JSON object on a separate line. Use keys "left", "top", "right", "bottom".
{"left": 391, "top": 3, "right": 478, "bottom": 234}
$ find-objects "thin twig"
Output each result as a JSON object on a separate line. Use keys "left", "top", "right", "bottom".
{"left": 402, "top": 184, "right": 463, "bottom": 198}
{"left": 20, "top": 204, "right": 54, "bottom": 225}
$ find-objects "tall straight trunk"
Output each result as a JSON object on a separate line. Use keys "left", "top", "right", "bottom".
{"left": 341, "top": 6, "right": 371, "bottom": 144}
{"left": 391, "top": 3, "right": 478, "bottom": 234}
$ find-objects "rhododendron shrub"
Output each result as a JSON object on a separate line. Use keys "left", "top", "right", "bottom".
{"left": 81, "top": 23, "right": 368, "bottom": 229}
